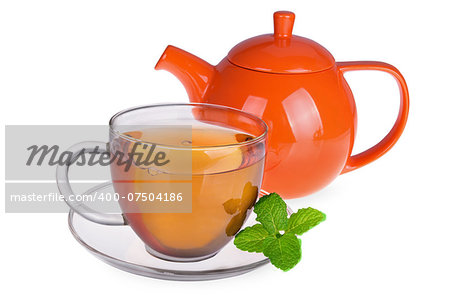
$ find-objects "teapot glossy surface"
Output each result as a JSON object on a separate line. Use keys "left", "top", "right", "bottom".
{"left": 155, "top": 11, "right": 409, "bottom": 198}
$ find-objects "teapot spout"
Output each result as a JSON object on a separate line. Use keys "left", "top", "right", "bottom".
{"left": 155, "top": 45, "right": 215, "bottom": 102}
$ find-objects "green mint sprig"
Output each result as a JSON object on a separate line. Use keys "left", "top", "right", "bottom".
{"left": 234, "top": 193, "right": 326, "bottom": 271}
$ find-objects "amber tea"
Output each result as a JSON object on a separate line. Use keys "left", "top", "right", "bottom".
{"left": 110, "top": 125, "right": 265, "bottom": 260}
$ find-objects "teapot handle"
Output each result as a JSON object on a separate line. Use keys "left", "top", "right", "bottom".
{"left": 337, "top": 61, "right": 409, "bottom": 174}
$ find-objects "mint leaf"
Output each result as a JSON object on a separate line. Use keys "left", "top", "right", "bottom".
{"left": 233, "top": 192, "right": 325, "bottom": 272}
{"left": 253, "top": 193, "right": 288, "bottom": 234}
{"left": 262, "top": 233, "right": 302, "bottom": 271}
{"left": 234, "top": 224, "right": 269, "bottom": 253}
{"left": 286, "top": 207, "right": 326, "bottom": 235}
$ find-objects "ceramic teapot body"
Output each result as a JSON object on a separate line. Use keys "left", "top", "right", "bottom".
{"left": 155, "top": 11, "right": 409, "bottom": 198}
{"left": 205, "top": 59, "right": 357, "bottom": 198}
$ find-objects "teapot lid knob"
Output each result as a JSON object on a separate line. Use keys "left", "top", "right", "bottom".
{"left": 274, "top": 11, "right": 295, "bottom": 39}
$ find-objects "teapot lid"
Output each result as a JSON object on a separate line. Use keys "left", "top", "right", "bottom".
{"left": 227, "top": 11, "right": 335, "bottom": 74}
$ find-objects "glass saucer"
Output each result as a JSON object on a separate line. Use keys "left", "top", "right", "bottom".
{"left": 68, "top": 182, "right": 291, "bottom": 281}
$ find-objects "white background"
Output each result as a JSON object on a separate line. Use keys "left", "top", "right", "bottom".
{"left": 1, "top": 0, "right": 449, "bottom": 299}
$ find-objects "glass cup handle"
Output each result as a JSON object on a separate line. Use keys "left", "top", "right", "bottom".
{"left": 56, "top": 141, "right": 126, "bottom": 225}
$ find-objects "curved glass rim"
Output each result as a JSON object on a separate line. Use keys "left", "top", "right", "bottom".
{"left": 108, "top": 103, "right": 268, "bottom": 150}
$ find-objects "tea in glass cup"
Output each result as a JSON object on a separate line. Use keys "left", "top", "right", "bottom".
{"left": 57, "top": 104, "right": 267, "bottom": 262}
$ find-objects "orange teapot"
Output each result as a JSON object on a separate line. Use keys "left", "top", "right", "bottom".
{"left": 155, "top": 11, "right": 409, "bottom": 199}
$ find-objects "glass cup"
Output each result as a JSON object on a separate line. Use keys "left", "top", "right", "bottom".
{"left": 57, "top": 103, "right": 267, "bottom": 262}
